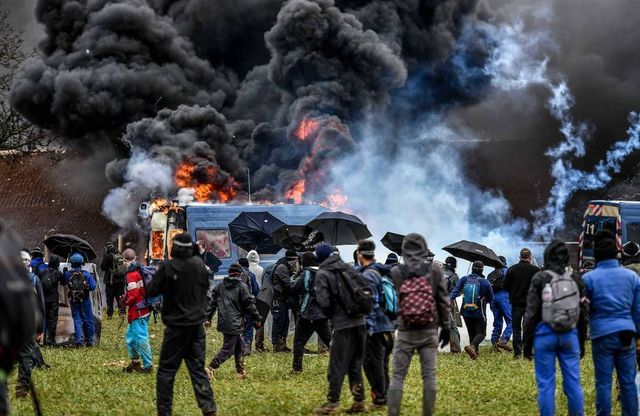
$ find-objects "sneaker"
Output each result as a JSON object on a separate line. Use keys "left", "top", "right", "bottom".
{"left": 205, "top": 366, "right": 215, "bottom": 381}
{"left": 464, "top": 346, "right": 478, "bottom": 360}
{"left": 345, "top": 401, "right": 368, "bottom": 413}
{"left": 123, "top": 360, "right": 143, "bottom": 373}
{"left": 237, "top": 370, "right": 247, "bottom": 380}
{"left": 291, "top": 369, "right": 303, "bottom": 375}
{"left": 314, "top": 402, "right": 340, "bottom": 415}
{"left": 139, "top": 366, "right": 154, "bottom": 374}
{"left": 497, "top": 340, "right": 514, "bottom": 352}
{"left": 491, "top": 343, "right": 500, "bottom": 353}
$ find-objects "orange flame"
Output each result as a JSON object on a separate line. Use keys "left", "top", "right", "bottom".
{"left": 174, "top": 161, "right": 239, "bottom": 203}
{"left": 321, "top": 189, "right": 350, "bottom": 212}
{"left": 151, "top": 231, "right": 165, "bottom": 260}
{"left": 285, "top": 179, "right": 306, "bottom": 204}
{"left": 294, "top": 118, "right": 320, "bottom": 141}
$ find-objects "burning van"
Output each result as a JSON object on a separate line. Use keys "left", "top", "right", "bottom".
{"left": 140, "top": 200, "right": 327, "bottom": 275}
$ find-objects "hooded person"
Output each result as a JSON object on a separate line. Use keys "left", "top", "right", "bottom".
{"left": 247, "top": 250, "right": 264, "bottom": 283}
{"left": 41, "top": 256, "right": 63, "bottom": 346}
{"left": 449, "top": 261, "right": 493, "bottom": 360}
{"left": 313, "top": 244, "right": 368, "bottom": 414}
{"left": 64, "top": 252, "right": 96, "bottom": 347}
{"left": 487, "top": 255, "right": 513, "bottom": 352}
{"left": 582, "top": 230, "right": 640, "bottom": 416}
{"left": 29, "top": 247, "right": 47, "bottom": 277}
{"left": 442, "top": 256, "right": 461, "bottom": 353}
{"left": 384, "top": 253, "right": 399, "bottom": 266}
{"left": 205, "top": 263, "right": 261, "bottom": 379}
{"left": 120, "top": 248, "right": 153, "bottom": 373}
{"left": 238, "top": 257, "right": 260, "bottom": 355}
{"left": 100, "top": 242, "right": 126, "bottom": 318}
{"left": 146, "top": 233, "right": 217, "bottom": 416}
{"left": 270, "top": 249, "right": 299, "bottom": 352}
{"left": 523, "top": 240, "right": 588, "bottom": 416}
{"left": 387, "top": 234, "right": 450, "bottom": 416}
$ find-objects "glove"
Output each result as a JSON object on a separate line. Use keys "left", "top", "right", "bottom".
{"left": 254, "top": 320, "right": 262, "bottom": 330}
{"left": 204, "top": 320, "right": 211, "bottom": 329}
{"left": 438, "top": 328, "right": 450, "bottom": 349}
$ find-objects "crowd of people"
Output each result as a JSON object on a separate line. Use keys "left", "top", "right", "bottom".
{"left": 1, "top": 225, "right": 640, "bottom": 416}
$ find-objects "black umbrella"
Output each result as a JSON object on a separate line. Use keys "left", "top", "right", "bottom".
{"left": 306, "top": 211, "right": 371, "bottom": 246}
{"left": 381, "top": 232, "right": 405, "bottom": 255}
{"left": 43, "top": 234, "right": 97, "bottom": 261}
{"left": 271, "top": 225, "right": 325, "bottom": 251}
{"left": 442, "top": 240, "right": 504, "bottom": 269}
{"left": 229, "top": 211, "right": 285, "bottom": 254}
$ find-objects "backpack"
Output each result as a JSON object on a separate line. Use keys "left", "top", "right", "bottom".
{"left": 39, "top": 268, "right": 57, "bottom": 293}
{"left": 462, "top": 275, "right": 482, "bottom": 312}
{"left": 542, "top": 270, "right": 580, "bottom": 332}
{"left": 397, "top": 265, "right": 438, "bottom": 329}
{"left": 139, "top": 265, "right": 162, "bottom": 310}
{"left": 68, "top": 270, "right": 90, "bottom": 304}
{"left": 337, "top": 266, "right": 374, "bottom": 318}
{"left": 376, "top": 270, "right": 398, "bottom": 319}
{"left": 487, "top": 269, "right": 505, "bottom": 292}
{"left": 111, "top": 252, "right": 127, "bottom": 282}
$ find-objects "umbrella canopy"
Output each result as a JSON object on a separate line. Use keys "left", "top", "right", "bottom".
{"left": 381, "top": 232, "right": 405, "bottom": 255}
{"left": 229, "top": 211, "right": 285, "bottom": 254}
{"left": 43, "top": 234, "right": 97, "bottom": 261}
{"left": 271, "top": 225, "right": 324, "bottom": 251}
{"left": 442, "top": 240, "right": 504, "bottom": 269}
{"left": 306, "top": 211, "right": 371, "bottom": 246}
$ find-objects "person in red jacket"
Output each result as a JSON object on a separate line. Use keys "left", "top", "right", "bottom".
{"left": 120, "top": 249, "right": 153, "bottom": 373}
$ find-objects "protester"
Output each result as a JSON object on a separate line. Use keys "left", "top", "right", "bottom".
{"left": 39, "top": 256, "right": 62, "bottom": 346}
{"left": 100, "top": 242, "right": 126, "bottom": 319}
{"left": 622, "top": 241, "right": 640, "bottom": 274}
{"left": 504, "top": 248, "right": 540, "bottom": 358}
{"left": 196, "top": 240, "right": 222, "bottom": 275}
{"left": 387, "top": 234, "right": 450, "bottom": 416}
{"left": 442, "top": 257, "right": 461, "bottom": 353}
{"left": 29, "top": 247, "right": 47, "bottom": 276}
{"left": 238, "top": 257, "right": 260, "bottom": 355}
{"left": 583, "top": 230, "right": 640, "bottom": 416}
{"left": 450, "top": 261, "right": 493, "bottom": 360}
{"left": 14, "top": 250, "right": 45, "bottom": 399}
{"left": 120, "top": 249, "right": 153, "bottom": 374}
{"left": 356, "top": 240, "right": 395, "bottom": 409}
{"left": 487, "top": 256, "right": 513, "bottom": 352}
{"left": 64, "top": 252, "right": 96, "bottom": 347}
{"left": 291, "top": 252, "right": 333, "bottom": 373}
{"left": 146, "top": 233, "right": 217, "bottom": 416}
{"left": 271, "top": 249, "right": 299, "bottom": 352}
{"left": 385, "top": 253, "right": 399, "bottom": 266}
{"left": 522, "top": 240, "right": 587, "bottom": 416}
{"left": 247, "top": 250, "right": 267, "bottom": 352}
{"left": 314, "top": 244, "right": 368, "bottom": 414}
{"left": 205, "top": 263, "right": 261, "bottom": 380}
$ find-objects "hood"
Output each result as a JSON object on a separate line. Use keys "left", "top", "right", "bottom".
{"left": 171, "top": 244, "right": 194, "bottom": 259}
{"left": 319, "top": 254, "right": 345, "bottom": 271}
{"left": 247, "top": 250, "right": 260, "bottom": 264}
{"left": 48, "top": 256, "right": 60, "bottom": 270}
{"left": 401, "top": 233, "right": 430, "bottom": 275}
{"left": 223, "top": 275, "right": 243, "bottom": 288}
{"left": 543, "top": 239, "right": 569, "bottom": 274}
{"left": 126, "top": 261, "right": 141, "bottom": 273}
{"left": 31, "top": 257, "right": 45, "bottom": 268}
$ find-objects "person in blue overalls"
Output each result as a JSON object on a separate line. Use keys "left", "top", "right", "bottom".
{"left": 64, "top": 253, "right": 96, "bottom": 347}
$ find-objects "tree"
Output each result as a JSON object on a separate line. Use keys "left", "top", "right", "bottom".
{"left": 0, "top": 6, "right": 52, "bottom": 152}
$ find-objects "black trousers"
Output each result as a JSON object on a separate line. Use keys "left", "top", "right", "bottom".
{"left": 17, "top": 339, "right": 38, "bottom": 390}
{"left": 327, "top": 325, "right": 366, "bottom": 403}
{"left": 463, "top": 316, "right": 487, "bottom": 352}
{"left": 156, "top": 325, "right": 216, "bottom": 416}
{"left": 105, "top": 282, "right": 125, "bottom": 317}
{"left": 271, "top": 299, "right": 290, "bottom": 346}
{"left": 209, "top": 334, "right": 245, "bottom": 373}
{"left": 511, "top": 305, "right": 526, "bottom": 356}
{"left": 292, "top": 317, "right": 333, "bottom": 371}
{"left": 0, "top": 379, "right": 7, "bottom": 415}
{"left": 363, "top": 332, "right": 394, "bottom": 404}
{"left": 45, "top": 300, "right": 59, "bottom": 345}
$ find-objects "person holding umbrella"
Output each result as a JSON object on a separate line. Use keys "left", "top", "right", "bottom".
{"left": 271, "top": 249, "right": 299, "bottom": 352}
{"left": 449, "top": 261, "right": 493, "bottom": 360}
{"left": 64, "top": 253, "right": 97, "bottom": 348}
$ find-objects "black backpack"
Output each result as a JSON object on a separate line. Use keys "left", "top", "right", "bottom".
{"left": 487, "top": 269, "right": 505, "bottom": 292}
{"left": 68, "top": 270, "right": 89, "bottom": 304}
{"left": 336, "top": 265, "right": 374, "bottom": 318}
{"left": 39, "top": 268, "right": 57, "bottom": 293}
{"left": 111, "top": 252, "right": 127, "bottom": 283}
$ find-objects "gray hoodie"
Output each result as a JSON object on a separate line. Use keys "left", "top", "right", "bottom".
{"left": 247, "top": 250, "right": 264, "bottom": 287}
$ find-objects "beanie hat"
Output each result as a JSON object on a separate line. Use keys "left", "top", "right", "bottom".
{"left": 594, "top": 230, "right": 618, "bottom": 262}
{"left": 385, "top": 253, "right": 399, "bottom": 265}
{"left": 31, "top": 247, "right": 44, "bottom": 259}
{"left": 238, "top": 257, "right": 249, "bottom": 268}
{"left": 172, "top": 233, "right": 194, "bottom": 248}
{"left": 622, "top": 241, "right": 640, "bottom": 258}
{"left": 123, "top": 248, "right": 136, "bottom": 261}
{"left": 472, "top": 260, "right": 484, "bottom": 273}
{"left": 315, "top": 244, "right": 332, "bottom": 264}
{"left": 228, "top": 263, "right": 243, "bottom": 276}
{"left": 445, "top": 256, "right": 457, "bottom": 268}
{"left": 285, "top": 249, "right": 298, "bottom": 260}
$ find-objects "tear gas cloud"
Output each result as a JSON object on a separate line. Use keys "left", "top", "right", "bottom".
{"left": 8, "top": 0, "right": 640, "bottom": 256}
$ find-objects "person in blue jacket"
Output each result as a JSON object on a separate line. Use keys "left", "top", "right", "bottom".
{"left": 64, "top": 253, "right": 97, "bottom": 347}
{"left": 450, "top": 261, "right": 493, "bottom": 360}
{"left": 583, "top": 230, "right": 640, "bottom": 416}
{"left": 487, "top": 256, "right": 513, "bottom": 352}
{"left": 29, "top": 247, "right": 48, "bottom": 276}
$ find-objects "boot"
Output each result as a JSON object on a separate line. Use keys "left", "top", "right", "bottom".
{"left": 123, "top": 360, "right": 143, "bottom": 373}
{"left": 314, "top": 401, "right": 340, "bottom": 415}
{"left": 345, "top": 401, "right": 368, "bottom": 413}
{"left": 387, "top": 389, "right": 403, "bottom": 416}
{"left": 255, "top": 331, "right": 266, "bottom": 352}
{"left": 422, "top": 388, "right": 436, "bottom": 416}
{"left": 497, "top": 340, "right": 513, "bottom": 352}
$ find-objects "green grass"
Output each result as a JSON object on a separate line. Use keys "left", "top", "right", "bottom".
{"left": 8, "top": 317, "right": 621, "bottom": 415}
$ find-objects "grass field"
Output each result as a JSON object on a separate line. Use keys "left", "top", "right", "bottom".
{"left": 7, "top": 316, "right": 621, "bottom": 415}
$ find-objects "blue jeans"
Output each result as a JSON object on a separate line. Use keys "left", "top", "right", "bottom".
{"left": 126, "top": 316, "right": 152, "bottom": 368}
{"left": 243, "top": 314, "right": 254, "bottom": 351}
{"left": 491, "top": 290, "right": 512, "bottom": 344}
{"left": 534, "top": 329, "right": 584, "bottom": 416}
{"left": 71, "top": 299, "right": 95, "bottom": 346}
{"left": 592, "top": 332, "right": 638, "bottom": 416}
{"left": 271, "top": 299, "right": 290, "bottom": 346}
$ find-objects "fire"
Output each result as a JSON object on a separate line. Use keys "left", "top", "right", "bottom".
{"left": 294, "top": 118, "right": 320, "bottom": 141}
{"left": 321, "top": 189, "right": 350, "bottom": 212}
{"left": 151, "top": 231, "right": 165, "bottom": 259}
{"left": 174, "top": 161, "right": 239, "bottom": 203}
{"left": 175, "top": 163, "right": 195, "bottom": 188}
{"left": 285, "top": 179, "right": 306, "bottom": 204}
{"left": 195, "top": 184, "right": 214, "bottom": 202}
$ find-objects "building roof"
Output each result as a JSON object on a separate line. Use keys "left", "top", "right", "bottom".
{"left": 0, "top": 151, "right": 119, "bottom": 255}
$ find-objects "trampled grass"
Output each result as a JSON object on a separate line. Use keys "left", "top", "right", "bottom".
{"left": 7, "top": 317, "right": 620, "bottom": 415}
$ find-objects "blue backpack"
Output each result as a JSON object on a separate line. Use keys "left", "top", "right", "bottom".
{"left": 137, "top": 266, "right": 162, "bottom": 319}
{"left": 379, "top": 275, "right": 398, "bottom": 319}
{"left": 462, "top": 275, "right": 481, "bottom": 312}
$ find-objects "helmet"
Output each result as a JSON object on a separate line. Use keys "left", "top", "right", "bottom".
{"left": 70, "top": 252, "right": 84, "bottom": 265}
